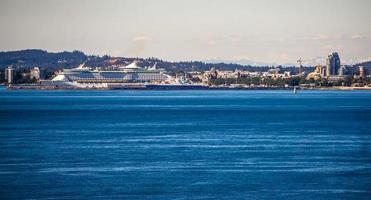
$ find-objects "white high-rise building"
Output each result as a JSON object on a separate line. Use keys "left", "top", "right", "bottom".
{"left": 30, "top": 67, "right": 45, "bottom": 80}
{"left": 5, "top": 66, "right": 15, "bottom": 84}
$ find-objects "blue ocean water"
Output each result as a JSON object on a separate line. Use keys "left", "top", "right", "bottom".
{"left": 0, "top": 87, "right": 370, "bottom": 199}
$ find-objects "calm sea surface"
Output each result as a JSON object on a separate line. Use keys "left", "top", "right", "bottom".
{"left": 0, "top": 87, "right": 370, "bottom": 199}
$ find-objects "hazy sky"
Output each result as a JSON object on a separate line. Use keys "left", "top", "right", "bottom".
{"left": 1, "top": 0, "right": 371, "bottom": 64}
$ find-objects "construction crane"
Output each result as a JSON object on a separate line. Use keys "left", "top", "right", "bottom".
{"left": 297, "top": 58, "right": 303, "bottom": 66}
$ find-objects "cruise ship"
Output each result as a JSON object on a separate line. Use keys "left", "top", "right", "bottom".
{"left": 41, "top": 62, "right": 172, "bottom": 88}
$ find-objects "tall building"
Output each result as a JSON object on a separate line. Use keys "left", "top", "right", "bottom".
{"left": 315, "top": 65, "right": 327, "bottom": 77}
{"left": 326, "top": 52, "right": 341, "bottom": 76}
{"left": 297, "top": 58, "right": 303, "bottom": 76}
{"left": 4, "top": 66, "right": 15, "bottom": 84}
{"left": 359, "top": 66, "right": 365, "bottom": 78}
{"left": 338, "top": 66, "right": 346, "bottom": 76}
{"left": 314, "top": 65, "right": 321, "bottom": 74}
{"left": 30, "top": 67, "right": 45, "bottom": 80}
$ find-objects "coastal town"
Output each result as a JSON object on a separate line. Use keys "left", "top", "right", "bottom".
{"left": 1, "top": 0, "right": 371, "bottom": 199}
{"left": 2, "top": 51, "right": 370, "bottom": 90}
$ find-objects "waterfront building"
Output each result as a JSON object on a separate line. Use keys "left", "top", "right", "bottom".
{"left": 264, "top": 68, "right": 292, "bottom": 79}
{"left": 326, "top": 52, "right": 341, "bottom": 76}
{"left": 4, "top": 66, "right": 15, "bottom": 84}
{"left": 314, "top": 65, "right": 327, "bottom": 77}
{"left": 321, "top": 66, "right": 327, "bottom": 77}
{"left": 268, "top": 68, "right": 280, "bottom": 75}
{"left": 297, "top": 58, "right": 304, "bottom": 76}
{"left": 359, "top": 66, "right": 365, "bottom": 78}
{"left": 338, "top": 66, "right": 346, "bottom": 76}
{"left": 56, "top": 62, "right": 168, "bottom": 83}
{"left": 30, "top": 67, "right": 45, "bottom": 81}
{"left": 328, "top": 75, "right": 345, "bottom": 81}
{"left": 306, "top": 68, "right": 322, "bottom": 80}
{"left": 206, "top": 68, "right": 218, "bottom": 79}
{"left": 41, "top": 62, "right": 170, "bottom": 88}
{"left": 314, "top": 65, "right": 321, "bottom": 74}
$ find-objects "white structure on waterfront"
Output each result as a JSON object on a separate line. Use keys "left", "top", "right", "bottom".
{"left": 4, "top": 66, "right": 15, "bottom": 84}
{"left": 43, "top": 62, "right": 171, "bottom": 88}
{"left": 30, "top": 67, "right": 45, "bottom": 81}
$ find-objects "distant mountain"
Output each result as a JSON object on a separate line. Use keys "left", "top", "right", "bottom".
{"left": 204, "top": 59, "right": 275, "bottom": 67}
{"left": 204, "top": 57, "right": 328, "bottom": 67}
{"left": 300, "top": 57, "right": 327, "bottom": 66}
{"left": 0, "top": 49, "right": 87, "bottom": 70}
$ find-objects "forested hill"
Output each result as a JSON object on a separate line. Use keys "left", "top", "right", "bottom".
{"left": 355, "top": 60, "right": 371, "bottom": 68}
{"left": 0, "top": 49, "right": 319, "bottom": 74}
{"left": 0, "top": 49, "right": 87, "bottom": 70}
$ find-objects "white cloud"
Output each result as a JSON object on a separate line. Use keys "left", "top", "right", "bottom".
{"left": 351, "top": 34, "right": 365, "bottom": 40}
{"left": 133, "top": 36, "right": 152, "bottom": 42}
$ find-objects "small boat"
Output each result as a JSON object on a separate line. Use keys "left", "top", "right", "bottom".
{"left": 293, "top": 87, "right": 297, "bottom": 94}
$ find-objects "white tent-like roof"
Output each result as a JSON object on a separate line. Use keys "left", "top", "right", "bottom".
{"left": 119, "top": 61, "right": 142, "bottom": 70}
{"left": 51, "top": 74, "right": 69, "bottom": 81}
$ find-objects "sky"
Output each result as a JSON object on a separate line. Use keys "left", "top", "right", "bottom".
{"left": 1, "top": 0, "right": 371, "bottom": 65}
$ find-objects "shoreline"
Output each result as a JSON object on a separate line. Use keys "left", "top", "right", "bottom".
{"left": 4, "top": 84, "right": 371, "bottom": 91}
